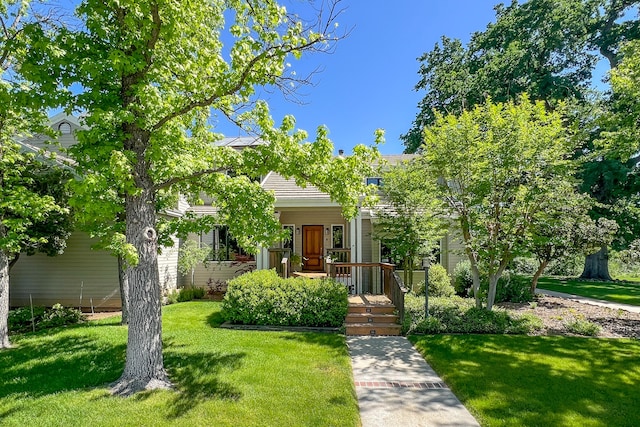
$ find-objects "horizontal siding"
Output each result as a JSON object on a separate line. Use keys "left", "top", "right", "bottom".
{"left": 183, "top": 261, "right": 257, "bottom": 289}
{"left": 361, "top": 219, "right": 373, "bottom": 263}
{"left": 10, "top": 232, "right": 120, "bottom": 309}
{"left": 159, "top": 235, "right": 179, "bottom": 292}
{"left": 444, "top": 230, "right": 466, "bottom": 275}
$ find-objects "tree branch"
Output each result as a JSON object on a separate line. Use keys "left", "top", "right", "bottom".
{"left": 153, "top": 166, "right": 226, "bottom": 191}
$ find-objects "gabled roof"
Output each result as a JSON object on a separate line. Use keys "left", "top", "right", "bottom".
{"left": 260, "top": 172, "right": 332, "bottom": 202}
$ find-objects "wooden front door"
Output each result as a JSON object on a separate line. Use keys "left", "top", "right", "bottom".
{"left": 303, "top": 225, "right": 324, "bottom": 271}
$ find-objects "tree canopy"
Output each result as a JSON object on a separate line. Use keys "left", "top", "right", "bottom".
{"left": 372, "top": 160, "right": 446, "bottom": 288}
{"left": 30, "top": 0, "right": 379, "bottom": 395}
{"left": 0, "top": 0, "right": 72, "bottom": 349}
{"left": 420, "top": 96, "right": 576, "bottom": 310}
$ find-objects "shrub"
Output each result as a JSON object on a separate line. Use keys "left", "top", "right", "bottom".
{"left": 177, "top": 287, "right": 206, "bottom": 302}
{"left": 479, "top": 273, "right": 534, "bottom": 303}
{"left": 566, "top": 318, "right": 601, "bottom": 336}
{"left": 453, "top": 260, "right": 473, "bottom": 296}
{"left": 510, "top": 257, "right": 539, "bottom": 275}
{"left": 223, "top": 269, "right": 348, "bottom": 327}
{"left": 9, "top": 304, "right": 85, "bottom": 334}
{"left": 402, "top": 293, "right": 542, "bottom": 335}
{"left": 415, "top": 264, "right": 455, "bottom": 297}
{"left": 546, "top": 254, "right": 583, "bottom": 276}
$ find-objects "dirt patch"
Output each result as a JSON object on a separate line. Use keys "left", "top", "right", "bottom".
{"left": 85, "top": 311, "right": 122, "bottom": 321}
{"left": 500, "top": 296, "right": 640, "bottom": 339}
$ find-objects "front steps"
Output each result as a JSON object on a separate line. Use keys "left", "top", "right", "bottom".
{"left": 346, "top": 295, "right": 401, "bottom": 336}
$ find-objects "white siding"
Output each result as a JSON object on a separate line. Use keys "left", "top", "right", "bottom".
{"left": 158, "top": 235, "right": 179, "bottom": 292}
{"left": 10, "top": 232, "right": 120, "bottom": 309}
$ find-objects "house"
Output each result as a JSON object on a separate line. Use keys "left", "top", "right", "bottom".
{"left": 10, "top": 116, "right": 465, "bottom": 309}
{"left": 182, "top": 139, "right": 466, "bottom": 294}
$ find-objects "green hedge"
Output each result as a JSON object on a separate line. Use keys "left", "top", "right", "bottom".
{"left": 403, "top": 294, "right": 542, "bottom": 335}
{"left": 222, "top": 269, "right": 348, "bottom": 327}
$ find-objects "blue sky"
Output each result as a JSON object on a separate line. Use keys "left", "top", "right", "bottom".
{"left": 215, "top": 1, "right": 502, "bottom": 154}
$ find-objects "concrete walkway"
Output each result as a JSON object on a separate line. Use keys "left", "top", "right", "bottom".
{"left": 536, "top": 288, "right": 640, "bottom": 314}
{"left": 348, "top": 336, "right": 479, "bottom": 427}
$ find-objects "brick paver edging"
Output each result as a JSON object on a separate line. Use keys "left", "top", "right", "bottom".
{"left": 219, "top": 321, "right": 340, "bottom": 334}
{"left": 354, "top": 381, "right": 449, "bottom": 389}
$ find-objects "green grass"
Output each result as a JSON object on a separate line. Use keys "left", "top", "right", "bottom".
{"left": 410, "top": 334, "right": 640, "bottom": 427}
{"left": 537, "top": 276, "right": 640, "bottom": 306}
{"left": 0, "top": 301, "right": 359, "bottom": 426}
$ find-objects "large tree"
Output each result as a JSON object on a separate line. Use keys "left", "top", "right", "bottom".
{"left": 0, "top": 0, "right": 71, "bottom": 349}
{"left": 404, "top": 0, "right": 640, "bottom": 280}
{"left": 37, "top": 0, "right": 378, "bottom": 395}
{"left": 421, "top": 96, "right": 574, "bottom": 310}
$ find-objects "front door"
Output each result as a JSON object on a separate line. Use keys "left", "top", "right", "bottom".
{"left": 303, "top": 225, "right": 324, "bottom": 271}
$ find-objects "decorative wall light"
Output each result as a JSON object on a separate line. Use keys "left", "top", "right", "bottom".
{"left": 295, "top": 227, "right": 300, "bottom": 235}
{"left": 325, "top": 227, "right": 330, "bottom": 235}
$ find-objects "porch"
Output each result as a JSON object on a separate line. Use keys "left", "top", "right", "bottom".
{"left": 267, "top": 252, "right": 409, "bottom": 336}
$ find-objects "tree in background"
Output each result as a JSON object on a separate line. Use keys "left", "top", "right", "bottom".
{"left": 177, "top": 240, "right": 210, "bottom": 288}
{"left": 403, "top": 0, "right": 640, "bottom": 280}
{"left": 31, "top": 0, "right": 379, "bottom": 395}
{"left": 421, "top": 96, "right": 574, "bottom": 310}
{"left": 526, "top": 183, "right": 617, "bottom": 292}
{"left": 0, "top": 0, "right": 71, "bottom": 349}
{"left": 372, "top": 161, "right": 446, "bottom": 288}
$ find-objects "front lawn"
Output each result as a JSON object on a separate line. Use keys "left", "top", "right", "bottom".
{"left": 410, "top": 334, "right": 640, "bottom": 427}
{"left": 537, "top": 276, "right": 640, "bottom": 306}
{"left": 0, "top": 301, "right": 359, "bottom": 426}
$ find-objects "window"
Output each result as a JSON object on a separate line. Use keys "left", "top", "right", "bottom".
{"left": 282, "top": 224, "right": 294, "bottom": 252}
{"left": 58, "top": 122, "right": 72, "bottom": 134}
{"left": 366, "top": 177, "right": 383, "bottom": 186}
{"left": 331, "top": 224, "right": 344, "bottom": 248}
{"left": 200, "top": 226, "right": 251, "bottom": 261}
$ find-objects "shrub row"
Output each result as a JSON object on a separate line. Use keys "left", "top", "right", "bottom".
{"left": 223, "top": 269, "right": 348, "bottom": 327}
{"left": 403, "top": 294, "right": 542, "bottom": 335}
{"left": 9, "top": 303, "right": 85, "bottom": 333}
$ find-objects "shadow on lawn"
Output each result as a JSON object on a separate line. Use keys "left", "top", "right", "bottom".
{"left": 162, "top": 341, "right": 245, "bottom": 419}
{"left": 279, "top": 333, "right": 349, "bottom": 357}
{"left": 410, "top": 334, "right": 640, "bottom": 426}
{"left": 0, "top": 332, "right": 126, "bottom": 399}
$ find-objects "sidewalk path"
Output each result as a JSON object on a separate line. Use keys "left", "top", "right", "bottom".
{"left": 348, "top": 336, "right": 479, "bottom": 427}
{"left": 536, "top": 289, "right": 640, "bottom": 314}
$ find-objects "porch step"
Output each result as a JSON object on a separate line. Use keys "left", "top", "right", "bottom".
{"left": 345, "top": 312, "right": 399, "bottom": 324}
{"left": 345, "top": 296, "right": 401, "bottom": 336}
{"left": 345, "top": 323, "right": 402, "bottom": 336}
{"left": 347, "top": 304, "right": 396, "bottom": 315}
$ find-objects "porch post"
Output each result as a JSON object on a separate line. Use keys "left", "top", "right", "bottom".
{"left": 356, "top": 211, "right": 363, "bottom": 295}
{"left": 257, "top": 246, "right": 268, "bottom": 270}
{"left": 350, "top": 215, "right": 357, "bottom": 293}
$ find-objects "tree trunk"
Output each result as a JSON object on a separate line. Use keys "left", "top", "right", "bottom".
{"left": 469, "top": 262, "right": 482, "bottom": 309}
{"left": 110, "top": 156, "right": 171, "bottom": 395}
{"left": 118, "top": 256, "right": 129, "bottom": 326}
{"left": 0, "top": 251, "right": 11, "bottom": 349}
{"left": 530, "top": 260, "right": 549, "bottom": 293}
{"left": 580, "top": 246, "right": 612, "bottom": 281}
{"left": 487, "top": 275, "right": 499, "bottom": 311}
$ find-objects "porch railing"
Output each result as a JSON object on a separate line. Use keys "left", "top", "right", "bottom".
{"left": 328, "top": 262, "right": 408, "bottom": 323}
{"left": 390, "top": 271, "right": 409, "bottom": 325}
{"left": 326, "top": 248, "right": 350, "bottom": 263}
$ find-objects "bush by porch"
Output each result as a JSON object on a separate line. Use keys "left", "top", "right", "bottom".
{"left": 223, "top": 270, "right": 348, "bottom": 327}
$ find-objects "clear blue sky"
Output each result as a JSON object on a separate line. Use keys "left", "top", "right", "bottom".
{"left": 215, "top": 1, "right": 502, "bottom": 154}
